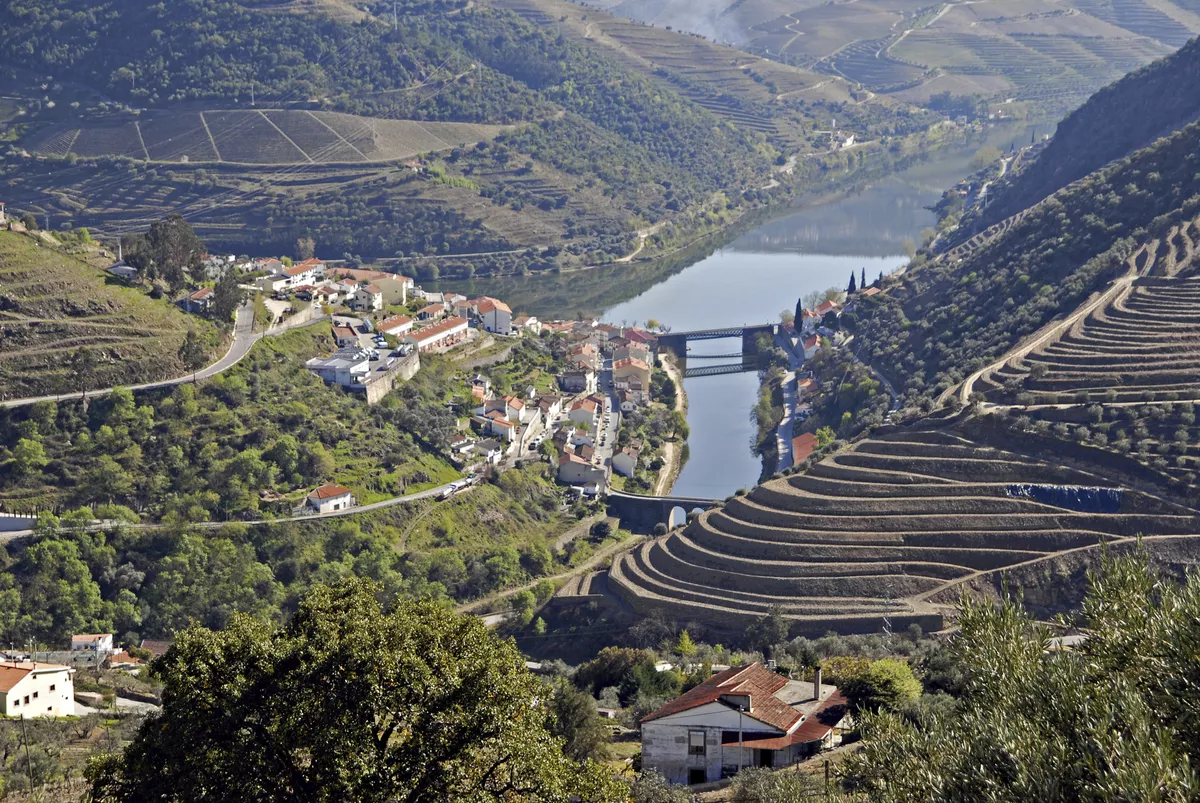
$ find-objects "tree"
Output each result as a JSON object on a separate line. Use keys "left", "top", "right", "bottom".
{"left": 842, "top": 550, "right": 1200, "bottom": 800}
{"left": 211, "top": 269, "right": 244, "bottom": 324}
{"left": 295, "top": 236, "right": 316, "bottom": 261}
{"left": 70, "top": 348, "right": 96, "bottom": 399}
{"left": 11, "top": 437, "right": 48, "bottom": 476}
{"left": 676, "top": 629, "right": 697, "bottom": 666}
{"left": 847, "top": 271, "right": 857, "bottom": 294}
{"left": 861, "top": 266, "right": 866, "bottom": 290}
{"left": 89, "top": 579, "right": 625, "bottom": 802}
{"left": 178, "top": 329, "right": 207, "bottom": 380}
{"left": 814, "top": 426, "right": 836, "bottom": 448}
{"left": 549, "top": 678, "right": 611, "bottom": 762}
{"left": 744, "top": 604, "right": 790, "bottom": 654}
{"left": 645, "top": 318, "right": 661, "bottom": 331}
{"left": 630, "top": 771, "right": 696, "bottom": 803}
{"left": 146, "top": 214, "right": 204, "bottom": 290}
{"left": 730, "top": 767, "right": 826, "bottom": 802}
{"left": 840, "top": 658, "right": 921, "bottom": 714}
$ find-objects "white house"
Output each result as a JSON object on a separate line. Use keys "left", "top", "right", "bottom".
{"left": 482, "top": 411, "right": 516, "bottom": 441}
{"left": 802, "top": 335, "right": 821, "bottom": 360}
{"left": 406, "top": 316, "right": 469, "bottom": 353}
{"left": 641, "top": 663, "right": 849, "bottom": 786}
{"left": 306, "top": 484, "right": 356, "bottom": 513}
{"left": 305, "top": 349, "right": 371, "bottom": 388}
{"left": 332, "top": 324, "right": 359, "bottom": 349}
{"left": 184, "top": 287, "right": 214, "bottom": 313}
{"left": 379, "top": 314, "right": 414, "bottom": 337}
{"left": 350, "top": 284, "right": 384, "bottom": 313}
{"left": 477, "top": 297, "right": 513, "bottom": 335}
{"left": 71, "top": 634, "right": 113, "bottom": 654}
{"left": 475, "top": 438, "right": 505, "bottom": 464}
{"left": 277, "top": 259, "right": 326, "bottom": 288}
{"left": 513, "top": 313, "right": 541, "bottom": 335}
{"left": 0, "top": 662, "right": 75, "bottom": 718}
{"left": 557, "top": 452, "right": 607, "bottom": 487}
{"left": 612, "top": 445, "right": 640, "bottom": 477}
{"left": 568, "top": 397, "right": 601, "bottom": 427}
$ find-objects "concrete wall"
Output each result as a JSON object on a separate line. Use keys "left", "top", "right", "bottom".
{"left": 362, "top": 351, "right": 421, "bottom": 404}
{"left": 0, "top": 512, "right": 37, "bottom": 532}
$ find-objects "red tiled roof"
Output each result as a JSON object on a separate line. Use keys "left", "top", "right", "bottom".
{"left": 614, "top": 357, "right": 649, "bottom": 371}
{"left": 139, "top": 639, "right": 173, "bottom": 657}
{"left": 860, "top": 286, "right": 881, "bottom": 297}
{"left": 477, "top": 297, "right": 511, "bottom": 314}
{"left": 379, "top": 315, "right": 413, "bottom": 333}
{"left": 409, "top": 316, "right": 468, "bottom": 343}
{"left": 419, "top": 303, "right": 445, "bottom": 315}
{"left": 332, "top": 325, "right": 357, "bottom": 339}
{"left": 792, "top": 432, "right": 818, "bottom": 463}
{"left": 188, "top": 287, "right": 213, "bottom": 300}
{"left": 642, "top": 663, "right": 802, "bottom": 731}
{"left": 727, "top": 691, "right": 850, "bottom": 749}
{"left": 284, "top": 264, "right": 316, "bottom": 277}
{"left": 804, "top": 335, "right": 820, "bottom": 349}
{"left": 815, "top": 300, "right": 840, "bottom": 315}
{"left": 308, "top": 484, "right": 353, "bottom": 500}
{"left": 0, "top": 663, "right": 71, "bottom": 693}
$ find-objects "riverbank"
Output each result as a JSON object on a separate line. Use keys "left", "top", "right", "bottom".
{"left": 654, "top": 353, "right": 688, "bottom": 496}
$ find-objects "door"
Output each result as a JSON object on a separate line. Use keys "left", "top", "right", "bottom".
{"left": 688, "top": 769, "right": 706, "bottom": 785}
{"left": 758, "top": 749, "right": 774, "bottom": 768}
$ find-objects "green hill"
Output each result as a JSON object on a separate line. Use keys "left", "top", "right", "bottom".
{"left": 971, "top": 35, "right": 1200, "bottom": 230}
{"left": 0, "top": 0, "right": 939, "bottom": 268}
{"left": 0, "top": 229, "right": 219, "bottom": 399}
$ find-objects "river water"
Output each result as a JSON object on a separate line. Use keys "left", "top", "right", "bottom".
{"left": 436, "top": 127, "right": 1035, "bottom": 498}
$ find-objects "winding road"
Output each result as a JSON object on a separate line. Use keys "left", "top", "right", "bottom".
{"left": 1, "top": 303, "right": 328, "bottom": 409}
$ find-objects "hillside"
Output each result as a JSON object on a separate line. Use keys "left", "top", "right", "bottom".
{"left": 605, "top": 419, "right": 1200, "bottom": 633}
{"left": 849, "top": 116, "right": 1200, "bottom": 408}
{"left": 0, "top": 0, "right": 938, "bottom": 268}
{"left": 0, "top": 229, "right": 220, "bottom": 399}
{"left": 972, "top": 34, "right": 1200, "bottom": 229}
{"left": 589, "top": 0, "right": 1197, "bottom": 117}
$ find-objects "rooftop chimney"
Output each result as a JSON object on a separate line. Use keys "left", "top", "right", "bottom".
{"left": 813, "top": 664, "right": 823, "bottom": 701}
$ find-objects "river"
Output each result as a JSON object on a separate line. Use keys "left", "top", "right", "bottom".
{"left": 436, "top": 127, "right": 1036, "bottom": 498}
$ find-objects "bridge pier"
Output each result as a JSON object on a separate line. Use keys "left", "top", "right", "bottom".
{"left": 607, "top": 490, "right": 719, "bottom": 533}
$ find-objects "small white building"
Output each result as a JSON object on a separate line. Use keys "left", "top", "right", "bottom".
{"left": 0, "top": 662, "right": 76, "bottom": 718}
{"left": 477, "top": 297, "right": 513, "bottom": 335}
{"left": 379, "top": 314, "right": 414, "bottom": 337}
{"left": 351, "top": 284, "right": 384, "bottom": 313}
{"left": 641, "top": 663, "right": 849, "bottom": 786}
{"left": 568, "top": 397, "right": 601, "bottom": 426}
{"left": 513, "top": 313, "right": 541, "bottom": 335}
{"left": 71, "top": 633, "right": 113, "bottom": 654}
{"left": 306, "top": 484, "right": 356, "bottom": 513}
{"left": 613, "top": 445, "right": 640, "bottom": 477}
{"left": 406, "top": 316, "right": 469, "bottom": 353}
{"left": 802, "top": 335, "right": 821, "bottom": 360}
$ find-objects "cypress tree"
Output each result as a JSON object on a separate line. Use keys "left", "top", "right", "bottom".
{"left": 848, "top": 272, "right": 857, "bottom": 294}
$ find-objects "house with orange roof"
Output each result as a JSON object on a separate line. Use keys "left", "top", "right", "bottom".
{"left": 184, "top": 287, "right": 213, "bottom": 313}
{"left": 405, "top": 316, "right": 469, "bottom": 352}
{"left": 0, "top": 661, "right": 76, "bottom": 718}
{"left": 814, "top": 299, "right": 840, "bottom": 317}
{"left": 792, "top": 432, "right": 818, "bottom": 464}
{"left": 641, "top": 662, "right": 849, "bottom": 785}
{"left": 477, "top": 297, "right": 513, "bottom": 335}
{"left": 613, "top": 356, "right": 651, "bottom": 391}
{"left": 306, "top": 484, "right": 356, "bottom": 514}
{"left": 379, "top": 314, "right": 414, "bottom": 337}
{"left": 802, "top": 335, "right": 821, "bottom": 360}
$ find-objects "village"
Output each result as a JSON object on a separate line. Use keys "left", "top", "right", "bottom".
{"left": 166, "top": 254, "right": 673, "bottom": 510}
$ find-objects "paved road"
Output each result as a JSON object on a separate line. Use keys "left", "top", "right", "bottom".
{"left": 1, "top": 480, "right": 470, "bottom": 542}
{"left": 1, "top": 304, "right": 328, "bottom": 409}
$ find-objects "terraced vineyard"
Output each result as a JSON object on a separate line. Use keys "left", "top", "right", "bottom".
{"left": 0, "top": 230, "right": 220, "bottom": 399}
{"left": 23, "top": 110, "right": 511, "bottom": 165}
{"left": 980, "top": 218, "right": 1200, "bottom": 404}
{"left": 606, "top": 425, "right": 1200, "bottom": 633}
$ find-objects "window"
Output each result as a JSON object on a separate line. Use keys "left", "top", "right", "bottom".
{"left": 31, "top": 691, "right": 37, "bottom": 699}
{"left": 23, "top": 695, "right": 29, "bottom": 705}
{"left": 49, "top": 685, "right": 55, "bottom": 692}
{"left": 688, "top": 730, "right": 706, "bottom": 756}
{"left": 11, "top": 698, "right": 18, "bottom": 707}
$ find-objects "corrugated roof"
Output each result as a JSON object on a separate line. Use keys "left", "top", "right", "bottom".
{"left": 641, "top": 663, "right": 802, "bottom": 731}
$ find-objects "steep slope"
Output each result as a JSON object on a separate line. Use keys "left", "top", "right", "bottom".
{"left": 853, "top": 117, "right": 1200, "bottom": 408}
{"left": 0, "top": 230, "right": 220, "bottom": 399}
{"left": 608, "top": 421, "right": 1200, "bottom": 633}
{"left": 972, "top": 35, "right": 1200, "bottom": 229}
{"left": 0, "top": 0, "right": 933, "bottom": 267}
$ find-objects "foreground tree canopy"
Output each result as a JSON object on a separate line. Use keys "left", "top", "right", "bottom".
{"left": 843, "top": 550, "right": 1200, "bottom": 800}
{"left": 88, "top": 579, "right": 625, "bottom": 802}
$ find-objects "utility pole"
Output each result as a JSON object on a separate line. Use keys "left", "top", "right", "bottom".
{"left": 738, "top": 705, "right": 745, "bottom": 773}
{"left": 21, "top": 714, "right": 35, "bottom": 792}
